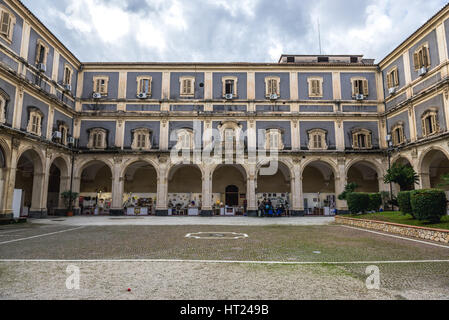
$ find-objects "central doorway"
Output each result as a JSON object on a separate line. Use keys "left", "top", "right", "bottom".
{"left": 225, "top": 185, "right": 239, "bottom": 206}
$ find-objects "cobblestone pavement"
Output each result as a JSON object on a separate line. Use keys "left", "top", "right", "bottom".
{"left": 0, "top": 222, "right": 448, "bottom": 299}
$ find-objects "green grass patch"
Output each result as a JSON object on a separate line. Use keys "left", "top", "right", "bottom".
{"left": 347, "top": 211, "right": 449, "bottom": 230}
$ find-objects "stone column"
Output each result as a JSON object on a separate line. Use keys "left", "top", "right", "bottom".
{"left": 290, "top": 162, "right": 304, "bottom": 216}
{"left": 110, "top": 158, "right": 124, "bottom": 216}
{"left": 419, "top": 172, "right": 431, "bottom": 189}
{"left": 201, "top": 166, "right": 213, "bottom": 216}
{"left": 335, "top": 159, "right": 348, "bottom": 213}
{"left": 0, "top": 168, "right": 5, "bottom": 215}
{"left": 156, "top": 160, "right": 168, "bottom": 216}
{"left": 247, "top": 166, "right": 257, "bottom": 217}
{"left": 58, "top": 175, "right": 71, "bottom": 209}
{"left": 30, "top": 172, "right": 46, "bottom": 218}
{"left": 4, "top": 140, "right": 20, "bottom": 217}
{"left": 72, "top": 176, "right": 81, "bottom": 213}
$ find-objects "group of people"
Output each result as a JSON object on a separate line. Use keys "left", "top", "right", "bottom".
{"left": 258, "top": 198, "right": 287, "bottom": 217}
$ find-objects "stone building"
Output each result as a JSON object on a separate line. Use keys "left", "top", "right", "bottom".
{"left": 0, "top": 0, "right": 448, "bottom": 219}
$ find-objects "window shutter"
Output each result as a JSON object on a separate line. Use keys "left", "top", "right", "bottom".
{"left": 352, "top": 133, "right": 359, "bottom": 149}
{"left": 387, "top": 73, "right": 392, "bottom": 89}
{"left": 1, "top": 12, "right": 10, "bottom": 35}
{"left": 363, "top": 80, "right": 369, "bottom": 96}
{"left": 353, "top": 80, "right": 358, "bottom": 96}
{"left": 431, "top": 115, "right": 438, "bottom": 134}
{"left": 312, "top": 80, "right": 318, "bottom": 95}
{"left": 367, "top": 134, "right": 372, "bottom": 148}
{"left": 267, "top": 80, "right": 273, "bottom": 95}
{"left": 424, "top": 46, "right": 430, "bottom": 68}
{"left": 187, "top": 80, "right": 192, "bottom": 94}
{"left": 413, "top": 52, "right": 419, "bottom": 71}
{"left": 394, "top": 69, "right": 399, "bottom": 86}
{"left": 422, "top": 118, "right": 427, "bottom": 136}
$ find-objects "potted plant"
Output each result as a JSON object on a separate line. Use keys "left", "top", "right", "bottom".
{"left": 61, "top": 191, "right": 79, "bottom": 217}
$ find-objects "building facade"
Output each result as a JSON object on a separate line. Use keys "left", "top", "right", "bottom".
{"left": 0, "top": 0, "right": 448, "bottom": 218}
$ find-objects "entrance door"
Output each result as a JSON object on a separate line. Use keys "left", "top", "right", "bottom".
{"left": 225, "top": 185, "right": 239, "bottom": 206}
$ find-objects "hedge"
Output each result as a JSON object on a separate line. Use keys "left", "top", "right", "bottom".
{"left": 397, "top": 191, "right": 413, "bottom": 217}
{"left": 368, "top": 193, "right": 382, "bottom": 212}
{"left": 410, "top": 189, "right": 447, "bottom": 223}
{"left": 347, "top": 193, "right": 371, "bottom": 214}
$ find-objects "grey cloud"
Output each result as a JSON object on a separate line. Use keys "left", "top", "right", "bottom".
{"left": 21, "top": 0, "right": 449, "bottom": 63}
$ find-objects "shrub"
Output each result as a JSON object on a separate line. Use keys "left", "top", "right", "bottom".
{"left": 347, "top": 193, "right": 371, "bottom": 214}
{"left": 368, "top": 193, "right": 382, "bottom": 212}
{"left": 397, "top": 191, "right": 413, "bottom": 217}
{"left": 410, "top": 189, "right": 447, "bottom": 223}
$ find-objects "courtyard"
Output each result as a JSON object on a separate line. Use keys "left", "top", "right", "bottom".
{"left": 0, "top": 217, "right": 448, "bottom": 300}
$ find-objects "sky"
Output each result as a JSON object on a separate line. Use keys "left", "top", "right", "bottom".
{"left": 21, "top": 0, "right": 449, "bottom": 63}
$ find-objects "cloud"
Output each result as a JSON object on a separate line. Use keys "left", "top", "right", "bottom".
{"left": 22, "top": 0, "right": 449, "bottom": 63}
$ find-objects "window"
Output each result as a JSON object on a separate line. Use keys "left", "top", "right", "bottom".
{"left": 88, "top": 128, "right": 107, "bottom": 149}
{"left": 308, "top": 129, "right": 328, "bottom": 150}
{"left": 93, "top": 76, "right": 109, "bottom": 96}
{"left": 58, "top": 123, "right": 69, "bottom": 145}
{"left": 421, "top": 109, "right": 439, "bottom": 137}
{"left": 222, "top": 76, "right": 238, "bottom": 97}
{"left": 265, "top": 129, "right": 284, "bottom": 151}
{"left": 63, "top": 65, "right": 73, "bottom": 86}
{"left": 35, "top": 40, "right": 49, "bottom": 66}
{"left": 0, "top": 5, "right": 15, "bottom": 43}
{"left": 352, "top": 129, "right": 372, "bottom": 149}
{"left": 308, "top": 77, "right": 323, "bottom": 97}
{"left": 413, "top": 44, "right": 431, "bottom": 71}
{"left": 176, "top": 129, "right": 194, "bottom": 150}
{"left": 386, "top": 67, "right": 399, "bottom": 89}
{"left": 351, "top": 78, "right": 369, "bottom": 97}
{"left": 180, "top": 76, "right": 195, "bottom": 97}
{"left": 391, "top": 122, "right": 405, "bottom": 146}
{"left": 26, "top": 108, "right": 44, "bottom": 136}
{"left": 137, "top": 76, "right": 152, "bottom": 95}
{"left": 0, "top": 94, "right": 6, "bottom": 124}
{"left": 131, "top": 128, "right": 151, "bottom": 150}
{"left": 265, "top": 77, "right": 280, "bottom": 97}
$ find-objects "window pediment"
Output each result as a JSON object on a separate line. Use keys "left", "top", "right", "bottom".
{"left": 307, "top": 128, "right": 328, "bottom": 150}
{"left": 88, "top": 128, "right": 108, "bottom": 150}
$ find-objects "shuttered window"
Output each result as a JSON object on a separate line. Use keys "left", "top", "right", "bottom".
{"left": 181, "top": 79, "right": 193, "bottom": 95}
{"left": 413, "top": 45, "right": 431, "bottom": 70}
{"left": 353, "top": 79, "right": 369, "bottom": 96}
{"left": 94, "top": 77, "right": 109, "bottom": 95}
{"left": 64, "top": 67, "right": 72, "bottom": 85}
{"left": 267, "top": 79, "right": 278, "bottom": 95}
{"left": 387, "top": 68, "right": 399, "bottom": 89}
{"left": 352, "top": 130, "right": 372, "bottom": 149}
{"left": 0, "top": 11, "right": 10, "bottom": 37}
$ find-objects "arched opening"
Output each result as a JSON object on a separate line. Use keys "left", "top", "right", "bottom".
{"left": 14, "top": 149, "right": 44, "bottom": 217}
{"left": 0, "top": 144, "right": 6, "bottom": 214}
{"left": 79, "top": 161, "right": 112, "bottom": 215}
{"left": 212, "top": 164, "right": 247, "bottom": 216}
{"left": 123, "top": 161, "right": 158, "bottom": 216}
{"left": 347, "top": 161, "right": 379, "bottom": 193}
{"left": 256, "top": 161, "right": 291, "bottom": 215}
{"left": 391, "top": 157, "right": 415, "bottom": 192}
{"left": 168, "top": 164, "right": 202, "bottom": 215}
{"left": 302, "top": 161, "right": 336, "bottom": 216}
{"left": 46, "top": 157, "right": 69, "bottom": 216}
{"left": 421, "top": 149, "right": 449, "bottom": 191}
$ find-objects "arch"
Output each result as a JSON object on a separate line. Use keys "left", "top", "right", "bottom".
{"left": 418, "top": 145, "right": 449, "bottom": 174}
{"left": 301, "top": 157, "right": 338, "bottom": 178}
{"left": 346, "top": 160, "right": 380, "bottom": 192}
{"left": 0, "top": 138, "right": 10, "bottom": 169}
{"left": 121, "top": 158, "right": 159, "bottom": 180}
{"left": 75, "top": 158, "right": 113, "bottom": 178}
{"left": 0, "top": 144, "right": 5, "bottom": 168}
{"left": 256, "top": 158, "right": 293, "bottom": 179}
{"left": 419, "top": 147, "right": 449, "bottom": 190}
{"left": 14, "top": 148, "right": 46, "bottom": 215}
{"left": 16, "top": 145, "right": 44, "bottom": 174}
{"left": 345, "top": 158, "right": 383, "bottom": 180}
{"left": 302, "top": 159, "right": 338, "bottom": 215}
{"left": 212, "top": 164, "right": 248, "bottom": 212}
{"left": 391, "top": 154, "right": 413, "bottom": 166}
